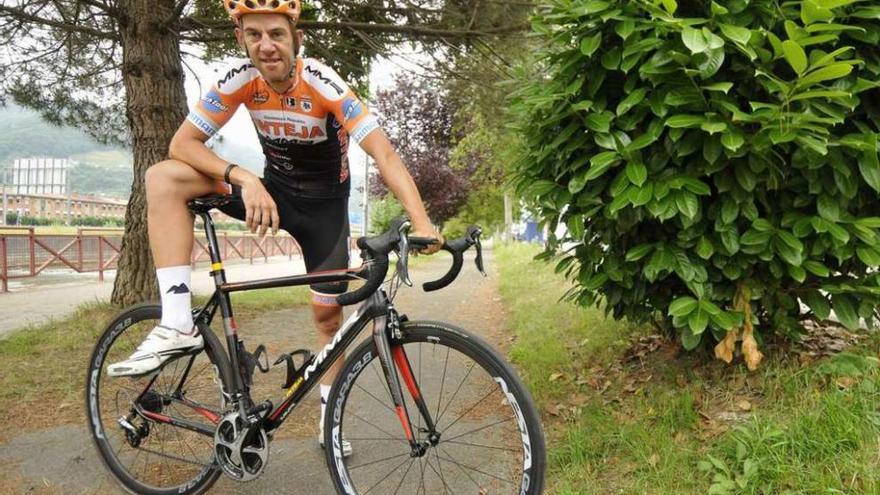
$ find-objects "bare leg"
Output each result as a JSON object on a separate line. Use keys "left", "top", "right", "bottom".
{"left": 312, "top": 303, "right": 344, "bottom": 388}
{"left": 145, "top": 160, "right": 223, "bottom": 268}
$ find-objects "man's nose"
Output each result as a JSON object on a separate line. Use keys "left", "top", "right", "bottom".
{"left": 258, "top": 35, "right": 274, "bottom": 53}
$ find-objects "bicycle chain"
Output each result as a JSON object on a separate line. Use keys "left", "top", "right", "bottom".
{"left": 132, "top": 444, "right": 218, "bottom": 470}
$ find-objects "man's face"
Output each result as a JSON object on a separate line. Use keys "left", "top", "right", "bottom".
{"left": 235, "top": 14, "right": 301, "bottom": 84}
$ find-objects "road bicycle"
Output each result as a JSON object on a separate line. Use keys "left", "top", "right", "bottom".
{"left": 85, "top": 194, "right": 546, "bottom": 494}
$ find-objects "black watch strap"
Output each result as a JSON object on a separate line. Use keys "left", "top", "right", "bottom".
{"left": 223, "top": 163, "right": 238, "bottom": 185}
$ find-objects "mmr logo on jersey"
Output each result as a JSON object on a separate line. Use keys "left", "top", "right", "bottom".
{"left": 304, "top": 65, "right": 344, "bottom": 95}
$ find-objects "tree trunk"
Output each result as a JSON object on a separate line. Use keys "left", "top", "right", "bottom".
{"left": 112, "top": 0, "right": 188, "bottom": 306}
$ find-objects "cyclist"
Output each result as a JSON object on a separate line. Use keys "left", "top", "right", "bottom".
{"left": 108, "top": 0, "right": 442, "bottom": 454}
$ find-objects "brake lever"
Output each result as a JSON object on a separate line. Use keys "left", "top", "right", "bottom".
{"left": 396, "top": 221, "right": 413, "bottom": 287}
{"left": 471, "top": 227, "right": 487, "bottom": 277}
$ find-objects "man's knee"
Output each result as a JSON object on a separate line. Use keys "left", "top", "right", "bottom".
{"left": 145, "top": 160, "right": 180, "bottom": 199}
{"left": 312, "top": 303, "right": 342, "bottom": 335}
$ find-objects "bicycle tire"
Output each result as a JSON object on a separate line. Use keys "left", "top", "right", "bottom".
{"left": 85, "top": 303, "right": 232, "bottom": 495}
{"left": 324, "top": 320, "right": 546, "bottom": 495}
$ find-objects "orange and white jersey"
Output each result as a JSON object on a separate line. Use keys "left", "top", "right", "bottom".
{"left": 187, "top": 57, "right": 380, "bottom": 197}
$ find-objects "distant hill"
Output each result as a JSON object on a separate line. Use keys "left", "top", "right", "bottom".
{"left": 0, "top": 104, "right": 121, "bottom": 166}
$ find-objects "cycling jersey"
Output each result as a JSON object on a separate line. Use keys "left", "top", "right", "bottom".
{"left": 187, "top": 56, "right": 380, "bottom": 198}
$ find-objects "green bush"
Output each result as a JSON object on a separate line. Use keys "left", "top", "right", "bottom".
{"left": 510, "top": 0, "right": 880, "bottom": 365}
{"left": 369, "top": 195, "right": 405, "bottom": 235}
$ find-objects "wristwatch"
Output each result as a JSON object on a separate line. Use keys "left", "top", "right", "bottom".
{"left": 224, "top": 163, "right": 239, "bottom": 185}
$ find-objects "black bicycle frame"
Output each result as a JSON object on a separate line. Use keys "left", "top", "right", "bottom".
{"left": 150, "top": 211, "right": 435, "bottom": 451}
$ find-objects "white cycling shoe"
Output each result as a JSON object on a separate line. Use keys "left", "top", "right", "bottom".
{"left": 320, "top": 433, "right": 353, "bottom": 458}
{"left": 107, "top": 325, "right": 203, "bottom": 377}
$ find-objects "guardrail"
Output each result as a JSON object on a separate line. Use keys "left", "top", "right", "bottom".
{"left": 0, "top": 228, "right": 305, "bottom": 293}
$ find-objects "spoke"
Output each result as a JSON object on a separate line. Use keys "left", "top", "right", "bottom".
{"left": 346, "top": 451, "right": 411, "bottom": 471}
{"left": 439, "top": 387, "right": 502, "bottom": 434}
{"left": 434, "top": 445, "right": 450, "bottom": 495}
{"left": 442, "top": 417, "right": 516, "bottom": 444}
{"left": 438, "top": 448, "right": 515, "bottom": 485}
{"left": 441, "top": 438, "right": 520, "bottom": 453}
{"left": 354, "top": 382, "right": 398, "bottom": 417}
{"left": 445, "top": 442, "right": 484, "bottom": 491}
{"left": 363, "top": 455, "right": 413, "bottom": 495}
{"left": 436, "top": 361, "right": 476, "bottom": 427}
{"left": 392, "top": 457, "right": 417, "bottom": 495}
{"left": 423, "top": 451, "right": 455, "bottom": 495}
{"left": 348, "top": 411, "right": 405, "bottom": 442}
{"left": 345, "top": 436, "right": 409, "bottom": 443}
{"left": 434, "top": 345, "right": 451, "bottom": 420}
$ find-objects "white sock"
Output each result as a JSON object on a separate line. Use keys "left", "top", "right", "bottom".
{"left": 320, "top": 384, "right": 331, "bottom": 434}
{"left": 157, "top": 265, "right": 194, "bottom": 334}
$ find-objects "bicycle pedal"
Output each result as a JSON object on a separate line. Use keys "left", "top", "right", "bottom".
{"left": 273, "top": 349, "right": 313, "bottom": 389}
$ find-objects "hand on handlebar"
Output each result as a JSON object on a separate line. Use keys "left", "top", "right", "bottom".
{"left": 410, "top": 222, "right": 444, "bottom": 255}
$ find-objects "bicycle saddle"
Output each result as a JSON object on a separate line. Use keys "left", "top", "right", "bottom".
{"left": 187, "top": 194, "right": 232, "bottom": 214}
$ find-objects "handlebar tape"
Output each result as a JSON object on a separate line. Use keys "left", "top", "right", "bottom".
{"left": 335, "top": 256, "right": 389, "bottom": 306}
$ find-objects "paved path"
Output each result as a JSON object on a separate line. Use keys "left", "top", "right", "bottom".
{"left": 0, "top": 255, "right": 311, "bottom": 338}
{"left": 0, "top": 249, "right": 517, "bottom": 494}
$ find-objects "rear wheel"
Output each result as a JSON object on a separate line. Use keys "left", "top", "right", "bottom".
{"left": 325, "top": 320, "right": 546, "bottom": 495}
{"left": 85, "top": 304, "right": 230, "bottom": 495}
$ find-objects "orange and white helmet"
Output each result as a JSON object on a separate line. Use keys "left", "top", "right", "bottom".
{"left": 223, "top": 0, "right": 301, "bottom": 25}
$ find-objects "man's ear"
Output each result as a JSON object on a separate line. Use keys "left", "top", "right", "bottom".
{"left": 295, "top": 29, "right": 305, "bottom": 55}
{"left": 234, "top": 27, "right": 246, "bottom": 51}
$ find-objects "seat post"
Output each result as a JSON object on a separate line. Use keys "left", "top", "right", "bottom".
{"left": 199, "top": 211, "right": 229, "bottom": 290}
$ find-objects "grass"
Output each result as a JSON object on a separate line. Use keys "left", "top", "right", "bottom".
{"left": 0, "top": 286, "right": 310, "bottom": 434}
{"left": 495, "top": 243, "right": 880, "bottom": 494}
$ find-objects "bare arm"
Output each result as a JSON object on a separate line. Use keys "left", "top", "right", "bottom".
{"left": 359, "top": 129, "right": 443, "bottom": 253}
{"left": 169, "top": 122, "right": 279, "bottom": 235}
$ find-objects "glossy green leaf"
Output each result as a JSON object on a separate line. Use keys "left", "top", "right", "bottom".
{"left": 688, "top": 308, "right": 710, "bottom": 334}
{"left": 681, "top": 27, "right": 708, "bottom": 54}
{"left": 580, "top": 33, "right": 603, "bottom": 57}
{"left": 625, "top": 243, "right": 654, "bottom": 262}
{"left": 697, "top": 237, "right": 715, "bottom": 259}
{"left": 617, "top": 88, "right": 648, "bottom": 116}
{"left": 681, "top": 327, "right": 702, "bottom": 350}
{"left": 833, "top": 294, "right": 860, "bottom": 330}
{"left": 799, "top": 63, "right": 854, "bottom": 88}
{"left": 666, "top": 115, "right": 705, "bottom": 128}
{"left": 857, "top": 247, "right": 880, "bottom": 266}
{"left": 803, "top": 260, "right": 831, "bottom": 277}
{"left": 782, "top": 40, "right": 808, "bottom": 75}
{"left": 719, "top": 23, "right": 752, "bottom": 45}
{"left": 803, "top": 290, "right": 831, "bottom": 319}
{"left": 626, "top": 161, "right": 648, "bottom": 186}
{"left": 859, "top": 150, "right": 880, "bottom": 193}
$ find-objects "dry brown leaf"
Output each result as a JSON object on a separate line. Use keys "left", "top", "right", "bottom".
{"left": 546, "top": 404, "right": 562, "bottom": 416}
{"left": 549, "top": 372, "right": 565, "bottom": 382}
{"left": 570, "top": 393, "right": 589, "bottom": 407}
{"left": 736, "top": 400, "right": 752, "bottom": 412}
{"left": 648, "top": 453, "right": 660, "bottom": 467}
{"left": 835, "top": 377, "right": 855, "bottom": 390}
{"left": 741, "top": 323, "right": 764, "bottom": 371}
{"left": 715, "top": 328, "right": 738, "bottom": 364}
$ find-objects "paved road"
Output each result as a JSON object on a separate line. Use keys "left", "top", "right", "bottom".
{"left": 0, "top": 249, "right": 522, "bottom": 494}
{"left": 0, "top": 255, "right": 311, "bottom": 338}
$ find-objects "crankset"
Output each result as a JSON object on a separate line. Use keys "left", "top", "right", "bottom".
{"left": 214, "top": 410, "right": 270, "bottom": 482}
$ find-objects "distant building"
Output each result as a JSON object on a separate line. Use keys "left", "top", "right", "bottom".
{"left": 2, "top": 192, "right": 127, "bottom": 221}
{"left": 9, "top": 157, "right": 72, "bottom": 195}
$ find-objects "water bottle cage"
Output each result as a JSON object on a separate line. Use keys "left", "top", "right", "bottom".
{"left": 274, "top": 349, "right": 313, "bottom": 389}
{"left": 238, "top": 343, "right": 270, "bottom": 388}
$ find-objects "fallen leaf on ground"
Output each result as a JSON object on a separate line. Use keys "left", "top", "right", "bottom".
{"left": 736, "top": 400, "right": 752, "bottom": 412}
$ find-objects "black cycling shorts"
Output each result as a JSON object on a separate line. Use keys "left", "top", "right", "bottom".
{"left": 218, "top": 179, "right": 350, "bottom": 296}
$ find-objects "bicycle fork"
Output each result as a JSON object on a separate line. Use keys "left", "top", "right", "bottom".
{"left": 372, "top": 306, "right": 439, "bottom": 457}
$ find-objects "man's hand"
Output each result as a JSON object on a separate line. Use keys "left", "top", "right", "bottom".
{"left": 411, "top": 223, "right": 444, "bottom": 255}
{"left": 240, "top": 176, "right": 279, "bottom": 236}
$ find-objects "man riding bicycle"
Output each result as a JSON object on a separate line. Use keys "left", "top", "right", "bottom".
{"left": 108, "top": 0, "right": 442, "bottom": 455}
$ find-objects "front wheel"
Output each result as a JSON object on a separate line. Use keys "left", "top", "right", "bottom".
{"left": 325, "top": 320, "right": 546, "bottom": 494}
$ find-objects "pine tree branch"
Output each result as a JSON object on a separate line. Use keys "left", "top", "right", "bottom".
{"left": 0, "top": 4, "right": 115, "bottom": 39}
{"left": 178, "top": 17, "right": 529, "bottom": 39}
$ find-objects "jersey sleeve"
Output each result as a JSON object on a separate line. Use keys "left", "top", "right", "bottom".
{"left": 185, "top": 60, "right": 253, "bottom": 137}
{"left": 301, "top": 59, "right": 380, "bottom": 144}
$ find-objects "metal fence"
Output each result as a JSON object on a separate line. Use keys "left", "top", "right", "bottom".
{"left": 0, "top": 227, "right": 304, "bottom": 292}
